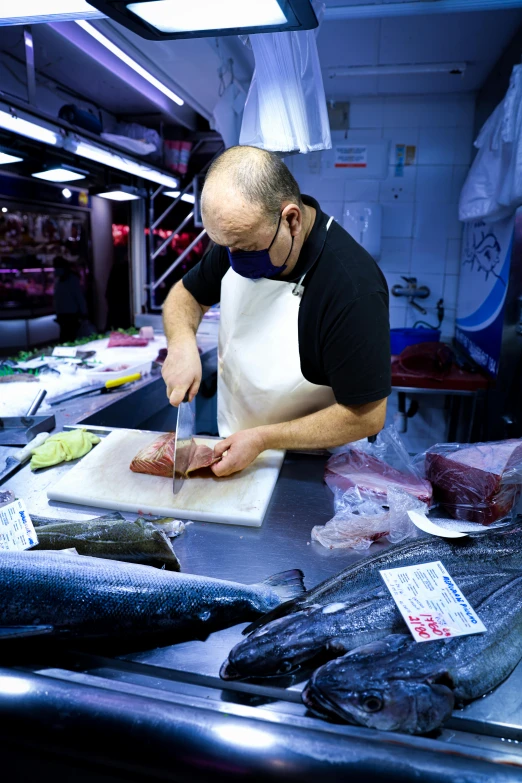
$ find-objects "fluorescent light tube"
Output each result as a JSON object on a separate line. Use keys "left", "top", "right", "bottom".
{"left": 32, "top": 167, "right": 86, "bottom": 182}
{"left": 0, "top": 109, "right": 60, "bottom": 146}
{"left": 127, "top": 0, "right": 286, "bottom": 33}
{"left": 164, "top": 190, "right": 195, "bottom": 203}
{"left": 0, "top": 152, "right": 23, "bottom": 164}
{"left": 72, "top": 139, "right": 179, "bottom": 187}
{"left": 328, "top": 63, "right": 467, "bottom": 77}
{"left": 97, "top": 190, "right": 141, "bottom": 201}
{"left": 0, "top": 0, "right": 103, "bottom": 25}
{"left": 76, "top": 20, "right": 184, "bottom": 106}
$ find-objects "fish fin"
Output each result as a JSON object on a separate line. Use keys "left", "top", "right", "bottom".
{"left": 242, "top": 601, "right": 294, "bottom": 635}
{"left": 0, "top": 626, "right": 54, "bottom": 639}
{"left": 260, "top": 569, "right": 306, "bottom": 602}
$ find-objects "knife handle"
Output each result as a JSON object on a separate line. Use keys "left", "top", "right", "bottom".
{"left": 14, "top": 432, "right": 50, "bottom": 464}
{"left": 105, "top": 373, "right": 141, "bottom": 389}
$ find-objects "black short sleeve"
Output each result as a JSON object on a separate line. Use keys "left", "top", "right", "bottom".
{"left": 323, "top": 291, "right": 391, "bottom": 406}
{"left": 182, "top": 243, "right": 229, "bottom": 306}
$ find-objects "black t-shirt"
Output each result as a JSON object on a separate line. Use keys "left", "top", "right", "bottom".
{"left": 182, "top": 195, "right": 391, "bottom": 406}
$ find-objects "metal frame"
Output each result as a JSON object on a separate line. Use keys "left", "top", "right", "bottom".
{"left": 145, "top": 142, "right": 223, "bottom": 311}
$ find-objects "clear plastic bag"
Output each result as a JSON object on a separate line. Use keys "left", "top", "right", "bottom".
{"left": 239, "top": 1, "right": 331, "bottom": 154}
{"left": 312, "top": 486, "right": 425, "bottom": 551}
{"left": 324, "top": 426, "right": 433, "bottom": 508}
{"left": 459, "top": 64, "right": 522, "bottom": 222}
{"left": 420, "top": 439, "right": 522, "bottom": 525}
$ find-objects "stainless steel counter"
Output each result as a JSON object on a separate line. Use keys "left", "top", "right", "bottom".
{"left": 2, "top": 385, "right": 522, "bottom": 780}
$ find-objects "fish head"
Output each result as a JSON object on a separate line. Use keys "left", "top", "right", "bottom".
{"left": 221, "top": 606, "right": 331, "bottom": 680}
{"left": 302, "top": 637, "right": 455, "bottom": 734}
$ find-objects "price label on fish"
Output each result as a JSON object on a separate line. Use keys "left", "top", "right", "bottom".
{"left": 0, "top": 499, "right": 38, "bottom": 551}
{"left": 380, "top": 561, "right": 486, "bottom": 643}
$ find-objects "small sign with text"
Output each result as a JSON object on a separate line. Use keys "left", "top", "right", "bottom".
{"left": 0, "top": 499, "right": 38, "bottom": 551}
{"left": 380, "top": 560, "right": 486, "bottom": 643}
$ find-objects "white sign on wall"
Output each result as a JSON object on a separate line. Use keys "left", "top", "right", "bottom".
{"left": 334, "top": 145, "right": 367, "bottom": 168}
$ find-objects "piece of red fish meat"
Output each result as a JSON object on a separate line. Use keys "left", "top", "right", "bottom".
{"left": 426, "top": 439, "right": 522, "bottom": 524}
{"left": 325, "top": 448, "right": 432, "bottom": 505}
{"left": 130, "top": 432, "right": 221, "bottom": 479}
{"left": 108, "top": 332, "right": 149, "bottom": 347}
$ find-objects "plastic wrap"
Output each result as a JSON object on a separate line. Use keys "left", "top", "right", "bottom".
{"left": 239, "top": 1, "right": 331, "bottom": 153}
{"left": 423, "top": 439, "right": 522, "bottom": 525}
{"left": 324, "top": 427, "right": 433, "bottom": 506}
{"left": 312, "top": 486, "right": 425, "bottom": 551}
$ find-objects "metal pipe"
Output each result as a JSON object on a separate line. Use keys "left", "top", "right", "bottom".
{"left": 152, "top": 178, "right": 195, "bottom": 230}
{"left": 151, "top": 211, "right": 194, "bottom": 262}
{"left": 152, "top": 229, "right": 206, "bottom": 291}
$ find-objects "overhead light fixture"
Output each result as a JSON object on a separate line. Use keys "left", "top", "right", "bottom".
{"left": 328, "top": 63, "right": 468, "bottom": 77}
{"left": 0, "top": 100, "right": 179, "bottom": 190}
{"left": 71, "top": 138, "right": 179, "bottom": 188}
{"left": 0, "top": 152, "right": 23, "bottom": 165}
{"left": 0, "top": 0, "right": 104, "bottom": 26}
{"left": 95, "top": 184, "right": 143, "bottom": 201}
{"left": 62, "top": 188, "right": 73, "bottom": 198}
{"left": 164, "top": 190, "right": 195, "bottom": 204}
{"left": 87, "top": 0, "right": 318, "bottom": 39}
{"left": 76, "top": 20, "right": 184, "bottom": 105}
{"left": 1, "top": 208, "right": 7, "bottom": 213}
{"left": 0, "top": 109, "right": 60, "bottom": 146}
{"left": 32, "top": 167, "right": 87, "bottom": 182}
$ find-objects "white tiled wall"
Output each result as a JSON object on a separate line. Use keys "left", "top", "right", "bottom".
{"left": 286, "top": 94, "right": 476, "bottom": 451}
{"left": 286, "top": 94, "right": 475, "bottom": 341}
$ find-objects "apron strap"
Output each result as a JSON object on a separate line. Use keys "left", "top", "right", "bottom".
{"left": 292, "top": 215, "right": 335, "bottom": 298}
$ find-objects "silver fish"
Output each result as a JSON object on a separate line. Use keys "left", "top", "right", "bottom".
{"left": 0, "top": 551, "right": 304, "bottom": 641}
{"left": 302, "top": 573, "right": 522, "bottom": 734}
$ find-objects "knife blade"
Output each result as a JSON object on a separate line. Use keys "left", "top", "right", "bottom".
{"left": 173, "top": 395, "right": 195, "bottom": 495}
{"left": 0, "top": 432, "right": 50, "bottom": 485}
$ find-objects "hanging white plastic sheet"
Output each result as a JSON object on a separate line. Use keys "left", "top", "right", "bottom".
{"left": 239, "top": 2, "right": 331, "bottom": 154}
{"left": 459, "top": 65, "right": 522, "bottom": 222}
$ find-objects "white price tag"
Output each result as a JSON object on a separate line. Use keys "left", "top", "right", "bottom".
{"left": 0, "top": 499, "right": 38, "bottom": 551}
{"left": 380, "top": 561, "right": 486, "bottom": 643}
{"left": 52, "top": 346, "right": 77, "bottom": 357}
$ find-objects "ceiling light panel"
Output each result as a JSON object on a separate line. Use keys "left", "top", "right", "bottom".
{"left": 72, "top": 139, "right": 179, "bottom": 187}
{"left": 164, "top": 191, "right": 195, "bottom": 203}
{"left": 97, "top": 190, "right": 141, "bottom": 201}
{"left": 0, "top": 109, "right": 60, "bottom": 146}
{"left": 0, "top": 0, "right": 104, "bottom": 25}
{"left": 88, "top": 0, "right": 318, "bottom": 39}
{"left": 127, "top": 0, "right": 286, "bottom": 33}
{"left": 0, "top": 152, "right": 23, "bottom": 165}
{"left": 32, "top": 168, "right": 86, "bottom": 182}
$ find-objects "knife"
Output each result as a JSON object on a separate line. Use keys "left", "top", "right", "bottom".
{"left": 49, "top": 373, "right": 141, "bottom": 406}
{"left": 173, "top": 395, "right": 195, "bottom": 495}
{"left": 0, "top": 432, "right": 50, "bottom": 485}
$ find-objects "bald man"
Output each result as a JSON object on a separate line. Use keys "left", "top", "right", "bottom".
{"left": 162, "top": 146, "right": 391, "bottom": 477}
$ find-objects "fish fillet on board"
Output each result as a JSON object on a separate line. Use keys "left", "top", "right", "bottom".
{"left": 130, "top": 431, "right": 221, "bottom": 479}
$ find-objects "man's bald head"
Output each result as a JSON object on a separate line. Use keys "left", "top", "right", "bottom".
{"left": 201, "top": 146, "right": 303, "bottom": 249}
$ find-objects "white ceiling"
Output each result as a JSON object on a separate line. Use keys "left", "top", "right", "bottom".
{"left": 318, "top": 6, "right": 522, "bottom": 98}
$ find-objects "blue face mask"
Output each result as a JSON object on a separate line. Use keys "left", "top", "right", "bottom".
{"left": 227, "top": 212, "right": 294, "bottom": 280}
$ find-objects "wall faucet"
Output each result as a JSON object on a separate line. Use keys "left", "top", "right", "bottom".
{"left": 391, "top": 276, "right": 430, "bottom": 316}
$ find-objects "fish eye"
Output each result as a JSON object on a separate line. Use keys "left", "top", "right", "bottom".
{"left": 360, "top": 692, "right": 383, "bottom": 713}
{"left": 277, "top": 661, "right": 294, "bottom": 674}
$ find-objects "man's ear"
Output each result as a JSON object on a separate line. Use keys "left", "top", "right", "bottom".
{"left": 284, "top": 204, "right": 302, "bottom": 235}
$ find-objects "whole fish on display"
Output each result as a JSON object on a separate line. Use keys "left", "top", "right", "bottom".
{"left": 221, "top": 570, "right": 517, "bottom": 680}
{"left": 0, "top": 551, "right": 305, "bottom": 641}
{"left": 302, "top": 574, "right": 522, "bottom": 735}
{"left": 32, "top": 516, "right": 181, "bottom": 571}
{"left": 244, "top": 522, "right": 522, "bottom": 634}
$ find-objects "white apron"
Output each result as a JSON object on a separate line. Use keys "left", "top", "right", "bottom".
{"left": 218, "top": 217, "right": 336, "bottom": 436}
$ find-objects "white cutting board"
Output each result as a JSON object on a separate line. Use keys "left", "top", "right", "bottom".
{"left": 47, "top": 429, "right": 285, "bottom": 528}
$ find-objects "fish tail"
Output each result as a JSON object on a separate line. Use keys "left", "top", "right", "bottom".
{"left": 261, "top": 569, "right": 306, "bottom": 602}
{"left": 244, "top": 570, "right": 306, "bottom": 634}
